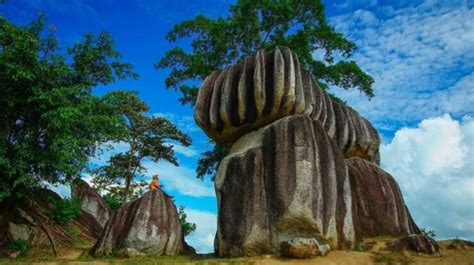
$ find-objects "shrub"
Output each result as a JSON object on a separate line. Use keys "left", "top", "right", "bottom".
{"left": 47, "top": 197, "right": 81, "bottom": 226}
{"left": 10, "top": 239, "right": 29, "bottom": 256}
{"left": 103, "top": 194, "right": 123, "bottom": 211}
{"left": 178, "top": 206, "right": 196, "bottom": 236}
{"left": 420, "top": 227, "right": 436, "bottom": 238}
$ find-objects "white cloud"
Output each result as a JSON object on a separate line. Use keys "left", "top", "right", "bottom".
{"left": 169, "top": 143, "right": 199, "bottom": 157}
{"left": 154, "top": 112, "right": 202, "bottom": 133}
{"left": 143, "top": 160, "right": 215, "bottom": 197}
{"left": 184, "top": 208, "right": 217, "bottom": 253}
{"left": 329, "top": 1, "right": 474, "bottom": 131}
{"left": 381, "top": 114, "right": 474, "bottom": 240}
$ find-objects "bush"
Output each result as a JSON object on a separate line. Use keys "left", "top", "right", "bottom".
{"left": 420, "top": 227, "right": 436, "bottom": 238}
{"left": 103, "top": 194, "right": 123, "bottom": 211}
{"left": 178, "top": 206, "right": 196, "bottom": 236}
{"left": 10, "top": 239, "right": 29, "bottom": 256}
{"left": 47, "top": 197, "right": 81, "bottom": 226}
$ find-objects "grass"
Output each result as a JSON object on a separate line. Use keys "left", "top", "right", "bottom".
{"left": 371, "top": 251, "right": 413, "bottom": 265}
{"left": 0, "top": 248, "right": 257, "bottom": 265}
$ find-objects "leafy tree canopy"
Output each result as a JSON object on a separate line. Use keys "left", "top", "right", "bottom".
{"left": 157, "top": 0, "right": 374, "bottom": 179}
{"left": 0, "top": 14, "right": 138, "bottom": 201}
{"left": 91, "top": 91, "right": 191, "bottom": 203}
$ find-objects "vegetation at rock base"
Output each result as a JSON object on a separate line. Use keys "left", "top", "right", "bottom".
{"left": 420, "top": 227, "right": 436, "bottom": 238}
{"left": 157, "top": 0, "right": 375, "bottom": 180}
{"left": 46, "top": 197, "right": 81, "bottom": 227}
{"left": 178, "top": 206, "right": 197, "bottom": 237}
{"left": 9, "top": 239, "right": 28, "bottom": 256}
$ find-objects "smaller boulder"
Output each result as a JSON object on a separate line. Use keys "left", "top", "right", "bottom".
{"left": 280, "top": 238, "right": 329, "bottom": 259}
{"left": 319, "top": 244, "right": 331, "bottom": 256}
{"left": 90, "top": 190, "right": 191, "bottom": 257}
{"left": 71, "top": 179, "right": 111, "bottom": 228}
{"left": 385, "top": 234, "right": 440, "bottom": 254}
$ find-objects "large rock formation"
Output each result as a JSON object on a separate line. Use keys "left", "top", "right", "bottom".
{"left": 194, "top": 47, "right": 428, "bottom": 257}
{"left": 214, "top": 115, "right": 419, "bottom": 256}
{"left": 90, "top": 190, "right": 188, "bottom": 257}
{"left": 71, "top": 178, "right": 111, "bottom": 228}
{"left": 0, "top": 188, "right": 102, "bottom": 255}
{"left": 195, "top": 46, "right": 380, "bottom": 163}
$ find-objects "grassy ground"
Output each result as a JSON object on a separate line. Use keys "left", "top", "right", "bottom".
{"left": 1, "top": 239, "right": 473, "bottom": 265}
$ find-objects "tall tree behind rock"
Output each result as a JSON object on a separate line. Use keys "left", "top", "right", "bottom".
{"left": 91, "top": 92, "right": 191, "bottom": 203}
{"left": 156, "top": 0, "right": 374, "bottom": 180}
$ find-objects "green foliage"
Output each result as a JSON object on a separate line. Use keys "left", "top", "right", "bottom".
{"left": 47, "top": 197, "right": 81, "bottom": 227}
{"left": 196, "top": 143, "right": 229, "bottom": 180}
{"left": 157, "top": 0, "right": 373, "bottom": 105}
{"left": 10, "top": 239, "right": 29, "bottom": 256}
{"left": 420, "top": 228, "right": 436, "bottom": 238}
{"left": 352, "top": 242, "right": 363, "bottom": 252}
{"left": 91, "top": 92, "right": 191, "bottom": 202}
{"left": 452, "top": 236, "right": 461, "bottom": 246}
{"left": 0, "top": 14, "right": 137, "bottom": 202}
{"left": 178, "top": 206, "right": 197, "bottom": 237}
{"left": 103, "top": 193, "right": 123, "bottom": 211}
{"left": 157, "top": 0, "right": 374, "bottom": 180}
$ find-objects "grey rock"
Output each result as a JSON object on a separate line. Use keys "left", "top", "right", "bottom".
{"left": 194, "top": 46, "right": 380, "bottom": 163}
{"left": 280, "top": 238, "right": 320, "bottom": 259}
{"left": 319, "top": 244, "right": 331, "bottom": 256}
{"left": 384, "top": 234, "right": 440, "bottom": 254}
{"left": 90, "top": 190, "right": 190, "bottom": 257}
{"left": 214, "top": 115, "right": 419, "bottom": 256}
{"left": 71, "top": 178, "right": 111, "bottom": 228}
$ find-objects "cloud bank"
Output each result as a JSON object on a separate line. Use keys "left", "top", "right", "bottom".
{"left": 381, "top": 114, "right": 474, "bottom": 240}
{"left": 184, "top": 208, "right": 217, "bottom": 254}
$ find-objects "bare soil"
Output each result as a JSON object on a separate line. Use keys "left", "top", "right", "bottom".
{"left": 1, "top": 240, "right": 473, "bottom": 265}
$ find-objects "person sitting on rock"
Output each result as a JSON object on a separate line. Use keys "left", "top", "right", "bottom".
{"left": 150, "top": 174, "right": 159, "bottom": 190}
{"left": 150, "top": 174, "right": 173, "bottom": 198}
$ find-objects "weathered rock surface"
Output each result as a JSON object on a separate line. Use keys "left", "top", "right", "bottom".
{"left": 194, "top": 47, "right": 424, "bottom": 257}
{"left": 280, "top": 238, "right": 320, "bottom": 259}
{"left": 0, "top": 188, "right": 100, "bottom": 254}
{"left": 215, "top": 115, "right": 355, "bottom": 256}
{"left": 90, "top": 190, "right": 189, "bottom": 257}
{"left": 71, "top": 178, "right": 111, "bottom": 228}
{"left": 280, "top": 238, "right": 330, "bottom": 258}
{"left": 195, "top": 47, "right": 380, "bottom": 163}
{"left": 214, "top": 115, "right": 420, "bottom": 256}
{"left": 385, "top": 234, "right": 440, "bottom": 254}
{"left": 347, "top": 157, "right": 419, "bottom": 241}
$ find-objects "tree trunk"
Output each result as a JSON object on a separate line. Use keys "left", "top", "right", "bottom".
{"left": 123, "top": 175, "right": 131, "bottom": 203}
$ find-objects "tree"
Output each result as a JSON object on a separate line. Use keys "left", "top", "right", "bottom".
{"left": 178, "top": 206, "right": 197, "bottom": 237}
{"left": 0, "top": 14, "right": 138, "bottom": 202}
{"left": 91, "top": 91, "right": 191, "bottom": 203}
{"left": 157, "top": 0, "right": 374, "bottom": 179}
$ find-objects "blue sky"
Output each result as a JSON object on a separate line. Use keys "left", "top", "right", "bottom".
{"left": 2, "top": 0, "right": 473, "bottom": 253}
